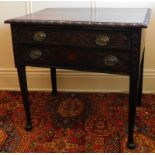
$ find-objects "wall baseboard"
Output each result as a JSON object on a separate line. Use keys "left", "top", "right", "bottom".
{"left": 1, "top": 67, "right": 155, "bottom": 93}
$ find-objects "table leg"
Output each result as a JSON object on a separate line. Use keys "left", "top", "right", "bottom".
{"left": 137, "top": 53, "right": 144, "bottom": 107}
{"left": 50, "top": 67, "right": 57, "bottom": 96}
{"left": 17, "top": 66, "right": 32, "bottom": 131}
{"left": 127, "top": 73, "right": 138, "bottom": 149}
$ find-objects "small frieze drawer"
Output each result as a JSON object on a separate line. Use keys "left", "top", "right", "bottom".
{"left": 12, "top": 27, "right": 130, "bottom": 49}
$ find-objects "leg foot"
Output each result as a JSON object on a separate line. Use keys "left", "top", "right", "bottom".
{"left": 25, "top": 123, "right": 32, "bottom": 131}
{"left": 127, "top": 141, "right": 136, "bottom": 149}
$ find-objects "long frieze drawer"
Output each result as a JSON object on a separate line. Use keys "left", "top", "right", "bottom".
{"left": 12, "top": 27, "right": 130, "bottom": 49}
{"left": 14, "top": 45, "right": 130, "bottom": 73}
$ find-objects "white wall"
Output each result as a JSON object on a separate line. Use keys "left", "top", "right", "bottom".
{"left": 1, "top": 1, "right": 155, "bottom": 93}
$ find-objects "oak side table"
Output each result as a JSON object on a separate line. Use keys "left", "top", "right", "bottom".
{"left": 5, "top": 8, "right": 151, "bottom": 149}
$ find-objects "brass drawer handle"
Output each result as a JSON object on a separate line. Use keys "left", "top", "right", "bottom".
{"left": 95, "top": 34, "right": 110, "bottom": 46}
{"left": 33, "top": 31, "right": 46, "bottom": 41}
{"left": 29, "top": 49, "right": 42, "bottom": 59}
{"left": 104, "top": 55, "right": 118, "bottom": 66}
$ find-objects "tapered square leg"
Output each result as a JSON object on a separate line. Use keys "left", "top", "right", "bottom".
{"left": 127, "top": 74, "right": 139, "bottom": 149}
{"left": 50, "top": 67, "right": 57, "bottom": 96}
{"left": 137, "top": 53, "right": 144, "bottom": 107}
{"left": 17, "top": 66, "right": 32, "bottom": 131}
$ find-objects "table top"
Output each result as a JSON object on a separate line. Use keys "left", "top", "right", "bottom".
{"left": 5, "top": 8, "right": 151, "bottom": 28}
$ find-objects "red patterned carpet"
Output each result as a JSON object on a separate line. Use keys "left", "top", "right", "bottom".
{"left": 0, "top": 91, "right": 155, "bottom": 152}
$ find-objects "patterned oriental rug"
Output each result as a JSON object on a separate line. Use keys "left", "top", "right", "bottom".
{"left": 0, "top": 91, "right": 155, "bottom": 153}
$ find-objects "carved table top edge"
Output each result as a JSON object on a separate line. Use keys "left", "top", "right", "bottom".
{"left": 4, "top": 8, "right": 151, "bottom": 28}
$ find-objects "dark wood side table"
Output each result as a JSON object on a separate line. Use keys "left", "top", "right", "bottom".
{"left": 5, "top": 8, "right": 151, "bottom": 149}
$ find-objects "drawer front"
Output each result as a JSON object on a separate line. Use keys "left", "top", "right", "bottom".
{"left": 14, "top": 45, "right": 130, "bottom": 74}
{"left": 12, "top": 27, "right": 130, "bottom": 49}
